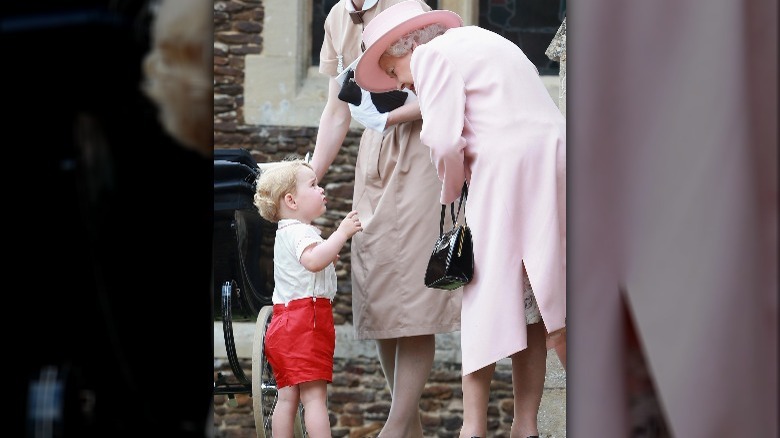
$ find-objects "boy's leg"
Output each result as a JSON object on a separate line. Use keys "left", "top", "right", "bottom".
{"left": 299, "top": 380, "right": 331, "bottom": 438}
{"left": 273, "top": 384, "right": 300, "bottom": 437}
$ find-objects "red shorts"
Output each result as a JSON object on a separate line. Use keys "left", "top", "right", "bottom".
{"left": 265, "top": 297, "right": 335, "bottom": 388}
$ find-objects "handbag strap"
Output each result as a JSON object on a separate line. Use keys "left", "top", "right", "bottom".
{"left": 439, "top": 182, "right": 469, "bottom": 235}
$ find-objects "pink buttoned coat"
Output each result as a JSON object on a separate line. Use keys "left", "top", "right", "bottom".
{"left": 412, "top": 26, "right": 567, "bottom": 375}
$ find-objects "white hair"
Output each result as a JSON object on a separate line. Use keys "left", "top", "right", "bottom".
{"left": 385, "top": 23, "right": 448, "bottom": 57}
{"left": 142, "top": 0, "right": 212, "bottom": 157}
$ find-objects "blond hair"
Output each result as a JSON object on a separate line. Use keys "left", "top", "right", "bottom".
{"left": 253, "top": 159, "right": 312, "bottom": 222}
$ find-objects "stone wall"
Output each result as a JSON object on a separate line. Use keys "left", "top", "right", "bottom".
{"left": 214, "top": 356, "right": 566, "bottom": 438}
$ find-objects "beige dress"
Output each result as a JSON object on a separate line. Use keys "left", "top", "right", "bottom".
{"left": 319, "top": 0, "right": 461, "bottom": 340}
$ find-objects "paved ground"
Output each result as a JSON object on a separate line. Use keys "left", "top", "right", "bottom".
{"left": 538, "top": 353, "right": 567, "bottom": 437}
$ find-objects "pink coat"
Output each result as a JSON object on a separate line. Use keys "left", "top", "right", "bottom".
{"left": 412, "top": 26, "right": 567, "bottom": 375}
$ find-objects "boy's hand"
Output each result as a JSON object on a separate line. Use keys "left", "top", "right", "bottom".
{"left": 338, "top": 210, "right": 363, "bottom": 238}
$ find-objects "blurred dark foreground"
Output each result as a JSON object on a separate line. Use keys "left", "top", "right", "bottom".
{"left": 3, "top": 1, "right": 213, "bottom": 436}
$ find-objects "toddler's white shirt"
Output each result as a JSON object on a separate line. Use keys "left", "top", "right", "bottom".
{"left": 272, "top": 219, "right": 337, "bottom": 305}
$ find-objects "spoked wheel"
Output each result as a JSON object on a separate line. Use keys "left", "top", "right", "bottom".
{"left": 252, "top": 305, "right": 307, "bottom": 437}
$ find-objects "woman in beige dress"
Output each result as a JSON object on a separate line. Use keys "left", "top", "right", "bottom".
{"left": 310, "top": 1, "right": 461, "bottom": 437}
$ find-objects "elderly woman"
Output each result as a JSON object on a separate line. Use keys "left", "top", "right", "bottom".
{"left": 354, "top": 2, "right": 566, "bottom": 438}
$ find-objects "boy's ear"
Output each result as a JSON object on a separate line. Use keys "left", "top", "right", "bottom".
{"left": 283, "top": 193, "right": 297, "bottom": 210}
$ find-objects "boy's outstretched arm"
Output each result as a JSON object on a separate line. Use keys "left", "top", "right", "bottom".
{"left": 299, "top": 211, "right": 362, "bottom": 272}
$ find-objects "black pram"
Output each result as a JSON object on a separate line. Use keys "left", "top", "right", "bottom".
{"left": 213, "top": 148, "right": 273, "bottom": 397}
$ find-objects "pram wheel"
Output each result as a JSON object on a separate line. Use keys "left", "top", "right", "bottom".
{"left": 252, "top": 305, "right": 307, "bottom": 437}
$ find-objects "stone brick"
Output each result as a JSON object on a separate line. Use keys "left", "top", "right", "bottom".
{"left": 233, "top": 393, "right": 252, "bottom": 408}
{"left": 214, "top": 133, "right": 245, "bottom": 144}
{"left": 214, "top": 11, "right": 230, "bottom": 24}
{"left": 328, "top": 388, "right": 377, "bottom": 404}
{"left": 230, "top": 45, "right": 262, "bottom": 55}
{"left": 215, "top": 65, "right": 244, "bottom": 77}
{"left": 441, "top": 413, "right": 463, "bottom": 431}
{"left": 235, "top": 21, "right": 261, "bottom": 33}
{"left": 418, "top": 398, "right": 439, "bottom": 412}
{"left": 499, "top": 397, "right": 514, "bottom": 414}
{"left": 338, "top": 413, "right": 364, "bottom": 427}
{"left": 215, "top": 121, "right": 238, "bottom": 132}
{"left": 331, "top": 373, "right": 360, "bottom": 388}
{"left": 214, "top": 95, "right": 233, "bottom": 108}
{"left": 217, "top": 32, "right": 251, "bottom": 44}
{"left": 222, "top": 412, "right": 255, "bottom": 428}
{"left": 332, "top": 427, "right": 351, "bottom": 437}
{"left": 215, "top": 1, "right": 248, "bottom": 13}
{"left": 348, "top": 422, "right": 382, "bottom": 438}
{"left": 214, "top": 83, "right": 243, "bottom": 96}
{"left": 423, "top": 384, "right": 454, "bottom": 399}
{"left": 420, "top": 412, "right": 442, "bottom": 428}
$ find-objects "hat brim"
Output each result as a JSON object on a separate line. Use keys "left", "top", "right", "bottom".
{"left": 354, "top": 10, "right": 462, "bottom": 93}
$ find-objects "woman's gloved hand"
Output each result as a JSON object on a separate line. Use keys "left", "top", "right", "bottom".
{"left": 348, "top": 88, "right": 389, "bottom": 133}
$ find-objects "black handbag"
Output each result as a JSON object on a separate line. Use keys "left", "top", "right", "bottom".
{"left": 338, "top": 68, "right": 408, "bottom": 113}
{"left": 337, "top": 69, "right": 362, "bottom": 106}
{"left": 370, "top": 90, "right": 408, "bottom": 113}
{"left": 424, "top": 182, "right": 473, "bottom": 290}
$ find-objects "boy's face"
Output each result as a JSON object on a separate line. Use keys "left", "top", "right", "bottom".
{"left": 292, "top": 166, "right": 326, "bottom": 221}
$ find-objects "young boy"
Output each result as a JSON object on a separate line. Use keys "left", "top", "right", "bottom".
{"left": 254, "top": 159, "right": 362, "bottom": 437}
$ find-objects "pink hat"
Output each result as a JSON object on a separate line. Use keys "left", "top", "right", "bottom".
{"left": 354, "top": 1, "right": 462, "bottom": 92}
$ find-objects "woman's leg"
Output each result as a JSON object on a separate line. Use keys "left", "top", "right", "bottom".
{"left": 273, "top": 384, "right": 300, "bottom": 438}
{"left": 510, "top": 322, "right": 547, "bottom": 438}
{"left": 376, "top": 338, "right": 398, "bottom": 392}
{"left": 547, "top": 328, "right": 567, "bottom": 369}
{"left": 299, "top": 380, "right": 332, "bottom": 438}
{"left": 376, "top": 335, "right": 436, "bottom": 438}
{"left": 459, "top": 362, "right": 496, "bottom": 438}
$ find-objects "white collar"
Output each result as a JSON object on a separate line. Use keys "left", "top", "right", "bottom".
{"left": 345, "top": 0, "right": 379, "bottom": 13}
{"left": 277, "top": 219, "right": 321, "bottom": 234}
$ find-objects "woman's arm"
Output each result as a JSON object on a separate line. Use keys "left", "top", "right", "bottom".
{"left": 414, "top": 46, "right": 468, "bottom": 204}
{"left": 310, "top": 78, "right": 352, "bottom": 181}
{"left": 384, "top": 99, "right": 422, "bottom": 128}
